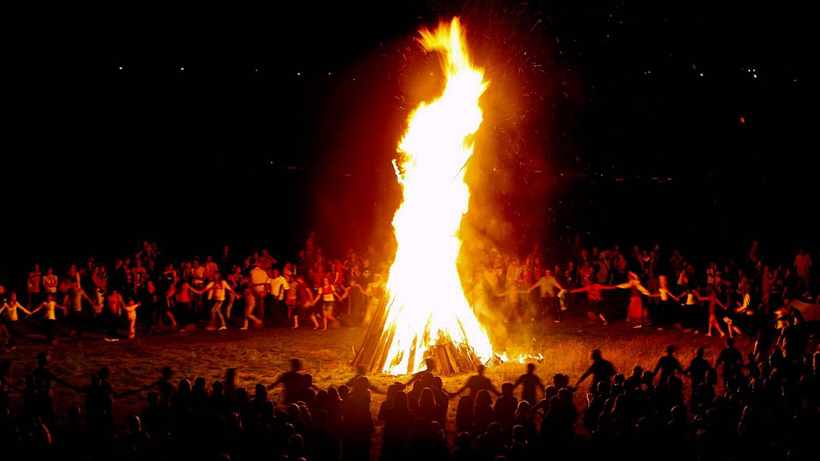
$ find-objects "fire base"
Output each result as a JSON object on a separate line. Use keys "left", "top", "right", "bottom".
{"left": 352, "top": 297, "right": 483, "bottom": 375}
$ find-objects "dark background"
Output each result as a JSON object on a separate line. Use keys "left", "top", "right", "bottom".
{"left": 2, "top": 1, "right": 813, "bottom": 287}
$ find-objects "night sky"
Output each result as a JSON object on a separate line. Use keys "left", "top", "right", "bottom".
{"left": 2, "top": 1, "right": 813, "bottom": 285}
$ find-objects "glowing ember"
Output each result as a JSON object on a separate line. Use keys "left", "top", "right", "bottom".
{"left": 379, "top": 18, "right": 494, "bottom": 375}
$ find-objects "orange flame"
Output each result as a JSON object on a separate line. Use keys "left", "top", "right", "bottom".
{"left": 379, "top": 18, "right": 494, "bottom": 375}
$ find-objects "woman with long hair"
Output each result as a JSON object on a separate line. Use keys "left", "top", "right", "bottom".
{"left": 613, "top": 272, "right": 652, "bottom": 328}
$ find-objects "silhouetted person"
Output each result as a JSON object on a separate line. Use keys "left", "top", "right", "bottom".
{"left": 269, "top": 359, "right": 304, "bottom": 404}
{"left": 575, "top": 349, "right": 616, "bottom": 394}
{"left": 653, "top": 345, "right": 684, "bottom": 384}
{"left": 450, "top": 365, "right": 500, "bottom": 400}
{"left": 513, "top": 363, "right": 545, "bottom": 404}
{"left": 684, "top": 347, "right": 713, "bottom": 395}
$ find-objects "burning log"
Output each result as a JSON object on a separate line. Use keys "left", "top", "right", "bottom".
{"left": 353, "top": 296, "right": 483, "bottom": 375}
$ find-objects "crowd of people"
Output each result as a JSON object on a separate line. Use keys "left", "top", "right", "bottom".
{"left": 466, "top": 239, "right": 815, "bottom": 339}
{"left": 0, "top": 234, "right": 815, "bottom": 349}
{"left": 0, "top": 233, "right": 395, "bottom": 347}
{"left": 1, "top": 336, "right": 818, "bottom": 460}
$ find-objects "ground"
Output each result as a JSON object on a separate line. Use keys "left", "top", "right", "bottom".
{"left": 3, "top": 317, "right": 755, "bottom": 443}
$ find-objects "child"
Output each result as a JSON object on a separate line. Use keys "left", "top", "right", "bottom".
{"left": 124, "top": 298, "right": 141, "bottom": 339}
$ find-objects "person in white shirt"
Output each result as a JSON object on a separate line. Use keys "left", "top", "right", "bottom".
{"left": 249, "top": 261, "right": 269, "bottom": 325}
{"left": 204, "top": 255, "right": 219, "bottom": 281}
{"left": 268, "top": 269, "right": 290, "bottom": 325}
{"left": 192, "top": 272, "right": 241, "bottom": 330}
{"left": 0, "top": 292, "right": 31, "bottom": 349}
{"left": 123, "top": 298, "right": 141, "bottom": 339}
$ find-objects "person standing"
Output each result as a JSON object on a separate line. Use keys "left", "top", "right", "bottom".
{"left": 0, "top": 292, "right": 31, "bottom": 349}
{"left": 528, "top": 269, "right": 565, "bottom": 324}
{"left": 28, "top": 294, "right": 68, "bottom": 346}
{"left": 104, "top": 290, "right": 125, "bottom": 341}
{"left": 292, "top": 275, "right": 319, "bottom": 330}
{"left": 268, "top": 269, "right": 290, "bottom": 326}
{"left": 574, "top": 349, "right": 616, "bottom": 394}
{"left": 513, "top": 363, "right": 545, "bottom": 405}
{"left": 613, "top": 272, "right": 652, "bottom": 328}
{"left": 240, "top": 287, "right": 262, "bottom": 330}
{"left": 123, "top": 298, "right": 141, "bottom": 339}
{"left": 569, "top": 279, "right": 615, "bottom": 325}
{"left": 203, "top": 255, "right": 219, "bottom": 282}
{"left": 794, "top": 247, "right": 812, "bottom": 294}
{"left": 42, "top": 267, "right": 58, "bottom": 302}
{"left": 249, "top": 260, "right": 269, "bottom": 325}
{"left": 225, "top": 265, "right": 244, "bottom": 324}
{"left": 362, "top": 274, "right": 385, "bottom": 326}
{"left": 652, "top": 345, "right": 684, "bottom": 384}
{"left": 67, "top": 279, "right": 95, "bottom": 340}
{"left": 190, "top": 258, "right": 205, "bottom": 314}
{"left": 192, "top": 272, "right": 241, "bottom": 331}
{"left": 312, "top": 277, "right": 339, "bottom": 330}
{"left": 696, "top": 285, "right": 728, "bottom": 337}
{"left": 27, "top": 264, "right": 43, "bottom": 308}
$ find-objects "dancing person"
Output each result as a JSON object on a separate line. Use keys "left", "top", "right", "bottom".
{"left": 513, "top": 363, "right": 545, "bottom": 405}
{"left": 191, "top": 272, "right": 240, "bottom": 331}
{"left": 529, "top": 269, "right": 565, "bottom": 323}
{"left": 104, "top": 290, "right": 125, "bottom": 341}
{"left": 28, "top": 294, "right": 67, "bottom": 346}
{"left": 336, "top": 279, "right": 364, "bottom": 317}
{"left": 449, "top": 365, "right": 500, "bottom": 400}
{"left": 569, "top": 279, "right": 614, "bottom": 325}
{"left": 650, "top": 275, "right": 682, "bottom": 328}
{"left": 362, "top": 274, "right": 385, "bottom": 326}
{"left": 240, "top": 287, "right": 263, "bottom": 330}
{"left": 146, "top": 279, "right": 177, "bottom": 331}
{"left": 67, "top": 279, "right": 94, "bottom": 340}
{"left": 292, "top": 275, "right": 319, "bottom": 330}
{"left": 167, "top": 279, "right": 194, "bottom": 330}
{"left": 268, "top": 269, "right": 290, "bottom": 326}
{"left": 715, "top": 338, "right": 743, "bottom": 390}
{"left": 123, "top": 298, "right": 141, "bottom": 339}
{"left": 268, "top": 359, "right": 304, "bottom": 404}
{"left": 1, "top": 292, "right": 31, "bottom": 349}
{"left": 249, "top": 260, "right": 269, "bottom": 324}
{"left": 613, "top": 271, "right": 652, "bottom": 328}
{"left": 696, "top": 284, "right": 727, "bottom": 337}
{"left": 225, "top": 265, "right": 244, "bottom": 324}
{"left": 652, "top": 345, "right": 684, "bottom": 384}
{"left": 683, "top": 347, "right": 713, "bottom": 398}
{"left": 575, "top": 349, "right": 616, "bottom": 394}
{"left": 312, "top": 277, "right": 339, "bottom": 330}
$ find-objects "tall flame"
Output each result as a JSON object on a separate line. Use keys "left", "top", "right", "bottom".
{"left": 380, "top": 18, "right": 494, "bottom": 375}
